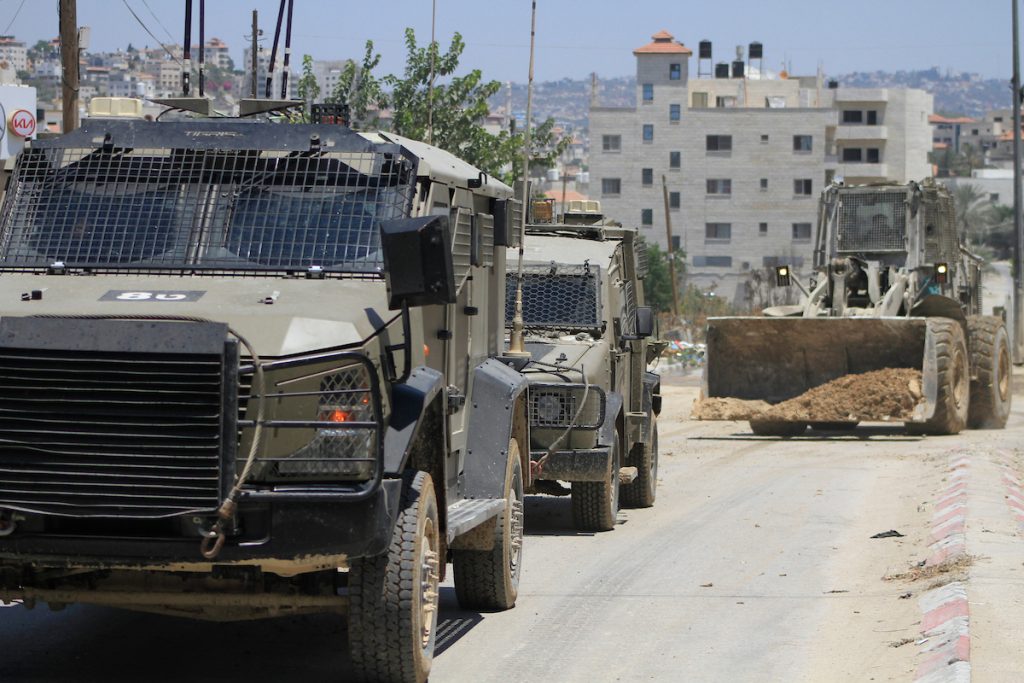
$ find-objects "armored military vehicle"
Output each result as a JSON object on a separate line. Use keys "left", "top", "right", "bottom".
{"left": 0, "top": 116, "right": 529, "bottom": 683}
{"left": 506, "top": 200, "right": 663, "bottom": 531}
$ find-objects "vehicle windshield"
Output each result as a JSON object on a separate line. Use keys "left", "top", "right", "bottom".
{"left": 835, "top": 190, "right": 907, "bottom": 253}
{"left": 0, "top": 145, "right": 415, "bottom": 272}
{"left": 505, "top": 264, "right": 601, "bottom": 331}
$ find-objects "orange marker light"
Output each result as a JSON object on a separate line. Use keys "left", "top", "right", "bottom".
{"left": 423, "top": 344, "right": 430, "bottom": 358}
{"left": 323, "top": 409, "right": 352, "bottom": 423}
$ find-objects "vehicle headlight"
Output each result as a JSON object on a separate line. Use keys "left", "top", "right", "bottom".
{"left": 529, "top": 384, "right": 605, "bottom": 430}
{"left": 275, "top": 364, "right": 378, "bottom": 480}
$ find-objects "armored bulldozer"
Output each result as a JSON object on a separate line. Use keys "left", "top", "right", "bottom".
{"left": 0, "top": 116, "right": 531, "bottom": 683}
{"left": 696, "top": 179, "right": 1011, "bottom": 436}
{"left": 504, "top": 200, "right": 663, "bottom": 531}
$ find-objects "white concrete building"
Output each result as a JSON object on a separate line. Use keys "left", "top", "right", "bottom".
{"left": 0, "top": 37, "right": 27, "bottom": 72}
{"left": 589, "top": 31, "right": 933, "bottom": 304}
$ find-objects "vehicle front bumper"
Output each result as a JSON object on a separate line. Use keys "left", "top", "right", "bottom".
{"left": 530, "top": 446, "right": 611, "bottom": 482}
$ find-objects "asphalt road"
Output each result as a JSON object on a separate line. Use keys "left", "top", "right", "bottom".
{"left": 1, "top": 373, "right": 1022, "bottom": 682}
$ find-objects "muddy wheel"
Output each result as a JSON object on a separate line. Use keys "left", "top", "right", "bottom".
{"left": 809, "top": 422, "right": 859, "bottom": 432}
{"left": 907, "top": 318, "right": 969, "bottom": 436}
{"left": 622, "top": 417, "right": 657, "bottom": 508}
{"left": 349, "top": 471, "right": 440, "bottom": 683}
{"left": 453, "top": 440, "right": 524, "bottom": 610}
{"left": 966, "top": 315, "right": 1012, "bottom": 429}
{"left": 571, "top": 427, "right": 621, "bottom": 531}
{"left": 749, "top": 420, "right": 807, "bottom": 437}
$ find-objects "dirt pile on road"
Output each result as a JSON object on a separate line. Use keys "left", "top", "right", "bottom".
{"left": 691, "top": 368, "right": 924, "bottom": 422}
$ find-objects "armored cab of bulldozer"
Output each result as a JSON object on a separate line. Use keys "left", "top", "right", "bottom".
{"left": 0, "top": 116, "right": 532, "bottom": 683}
{"left": 504, "top": 200, "right": 663, "bottom": 531}
{"left": 697, "top": 179, "right": 1010, "bottom": 436}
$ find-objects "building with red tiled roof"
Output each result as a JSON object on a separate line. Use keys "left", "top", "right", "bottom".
{"left": 633, "top": 31, "right": 693, "bottom": 56}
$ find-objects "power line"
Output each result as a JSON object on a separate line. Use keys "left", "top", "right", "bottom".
{"left": 3, "top": 0, "right": 26, "bottom": 35}
{"left": 121, "top": 0, "right": 181, "bottom": 65}
{"left": 141, "top": 0, "right": 176, "bottom": 44}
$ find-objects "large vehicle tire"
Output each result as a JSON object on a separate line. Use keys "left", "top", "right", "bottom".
{"left": 622, "top": 417, "right": 658, "bottom": 508}
{"left": 571, "top": 427, "right": 621, "bottom": 531}
{"left": 749, "top": 420, "right": 807, "bottom": 437}
{"left": 453, "top": 440, "right": 525, "bottom": 611}
{"left": 966, "top": 315, "right": 1012, "bottom": 429}
{"left": 809, "top": 421, "right": 859, "bottom": 432}
{"left": 907, "top": 318, "right": 969, "bottom": 436}
{"left": 349, "top": 471, "right": 440, "bottom": 683}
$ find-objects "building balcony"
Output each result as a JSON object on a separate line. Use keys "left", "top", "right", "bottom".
{"left": 833, "top": 125, "right": 888, "bottom": 141}
{"left": 838, "top": 162, "right": 889, "bottom": 179}
{"left": 835, "top": 88, "right": 889, "bottom": 103}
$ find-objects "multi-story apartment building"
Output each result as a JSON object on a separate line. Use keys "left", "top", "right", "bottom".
{"left": 589, "top": 31, "right": 932, "bottom": 304}
{"left": 0, "top": 36, "right": 27, "bottom": 72}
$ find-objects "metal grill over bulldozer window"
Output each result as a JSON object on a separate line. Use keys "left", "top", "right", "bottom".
{"left": 0, "top": 123, "right": 416, "bottom": 274}
{"left": 505, "top": 264, "right": 602, "bottom": 331}
{"left": 835, "top": 190, "right": 907, "bottom": 253}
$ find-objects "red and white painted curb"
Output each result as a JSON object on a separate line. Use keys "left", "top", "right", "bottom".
{"left": 915, "top": 455, "right": 971, "bottom": 683}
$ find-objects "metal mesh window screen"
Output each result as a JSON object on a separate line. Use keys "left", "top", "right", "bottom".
{"left": 835, "top": 190, "right": 907, "bottom": 253}
{"left": 529, "top": 384, "right": 605, "bottom": 430}
{"left": 0, "top": 131, "right": 416, "bottom": 273}
{"left": 922, "top": 189, "right": 959, "bottom": 265}
{"left": 505, "top": 264, "right": 601, "bottom": 329}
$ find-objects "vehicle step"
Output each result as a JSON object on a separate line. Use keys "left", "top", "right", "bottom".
{"left": 446, "top": 498, "right": 505, "bottom": 542}
{"left": 619, "top": 466, "right": 638, "bottom": 484}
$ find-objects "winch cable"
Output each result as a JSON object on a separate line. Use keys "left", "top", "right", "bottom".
{"left": 30, "top": 314, "right": 267, "bottom": 560}
{"left": 532, "top": 363, "right": 590, "bottom": 477}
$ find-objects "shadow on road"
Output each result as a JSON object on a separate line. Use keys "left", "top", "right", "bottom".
{"left": 689, "top": 425, "right": 923, "bottom": 442}
{"left": 521, "top": 494, "right": 604, "bottom": 537}
{"left": 435, "top": 586, "right": 486, "bottom": 656}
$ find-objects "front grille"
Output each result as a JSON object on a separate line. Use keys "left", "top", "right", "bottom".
{"left": 529, "top": 383, "right": 605, "bottom": 430}
{"left": 836, "top": 191, "right": 907, "bottom": 253}
{"left": 0, "top": 348, "right": 227, "bottom": 518}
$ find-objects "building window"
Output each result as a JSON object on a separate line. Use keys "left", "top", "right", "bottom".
{"left": 671, "top": 236, "right": 681, "bottom": 250}
{"left": 760, "top": 134, "right": 769, "bottom": 143}
{"left": 760, "top": 178, "right": 768, "bottom": 191}
{"left": 642, "top": 83, "right": 654, "bottom": 102}
{"left": 867, "top": 110, "right": 878, "bottom": 125}
{"left": 866, "top": 148, "right": 880, "bottom": 163}
{"left": 669, "top": 151, "right": 681, "bottom": 169}
{"left": 715, "top": 96, "right": 737, "bottom": 108}
{"left": 793, "top": 135, "right": 813, "bottom": 152}
{"left": 991, "top": 193, "right": 1000, "bottom": 203}
{"left": 602, "top": 178, "right": 621, "bottom": 195}
{"left": 842, "top": 148, "right": 862, "bottom": 162}
{"left": 670, "top": 63, "right": 681, "bottom": 80}
{"left": 705, "top": 222, "right": 732, "bottom": 241}
{"left": 706, "top": 179, "right": 732, "bottom": 195}
{"left": 794, "top": 179, "right": 813, "bottom": 196}
{"left": 669, "top": 104, "right": 681, "bottom": 122}
{"left": 669, "top": 192, "right": 680, "bottom": 209}
{"left": 602, "top": 135, "right": 621, "bottom": 152}
{"left": 706, "top": 135, "right": 732, "bottom": 152}
{"left": 693, "top": 255, "right": 732, "bottom": 267}
{"left": 641, "top": 208, "right": 653, "bottom": 226}
{"left": 792, "top": 222, "right": 812, "bottom": 241}
{"left": 825, "top": 169, "right": 836, "bottom": 186}
{"left": 642, "top": 168, "right": 653, "bottom": 186}
{"left": 842, "top": 109, "right": 863, "bottom": 124}
{"left": 642, "top": 124, "right": 654, "bottom": 142}
{"left": 692, "top": 92, "right": 708, "bottom": 108}
{"left": 759, "top": 222, "right": 768, "bottom": 235}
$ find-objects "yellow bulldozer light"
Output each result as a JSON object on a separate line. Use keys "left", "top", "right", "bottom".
{"left": 935, "top": 263, "right": 948, "bottom": 283}
{"left": 775, "top": 265, "right": 792, "bottom": 287}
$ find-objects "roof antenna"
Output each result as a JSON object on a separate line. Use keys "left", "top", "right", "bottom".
{"left": 182, "top": 0, "right": 192, "bottom": 96}
{"left": 265, "top": 0, "right": 286, "bottom": 98}
{"left": 427, "top": 0, "right": 436, "bottom": 144}
{"left": 198, "top": 0, "right": 205, "bottom": 97}
{"left": 280, "top": 0, "right": 295, "bottom": 99}
{"left": 507, "top": 0, "right": 537, "bottom": 358}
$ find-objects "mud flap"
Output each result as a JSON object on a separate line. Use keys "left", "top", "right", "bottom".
{"left": 701, "top": 316, "right": 939, "bottom": 422}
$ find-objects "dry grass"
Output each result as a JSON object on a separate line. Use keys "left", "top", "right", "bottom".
{"left": 883, "top": 554, "right": 974, "bottom": 583}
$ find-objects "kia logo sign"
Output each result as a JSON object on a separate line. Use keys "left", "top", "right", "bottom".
{"left": 9, "top": 109, "right": 35, "bottom": 138}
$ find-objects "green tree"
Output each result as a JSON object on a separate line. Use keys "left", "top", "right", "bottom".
{"left": 642, "top": 243, "right": 679, "bottom": 314}
{"left": 327, "top": 41, "right": 387, "bottom": 130}
{"left": 295, "top": 54, "right": 321, "bottom": 120}
{"left": 954, "top": 183, "right": 996, "bottom": 246}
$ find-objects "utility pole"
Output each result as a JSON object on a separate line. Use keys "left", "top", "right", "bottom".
{"left": 661, "top": 175, "right": 681, "bottom": 321}
{"left": 250, "top": 10, "right": 258, "bottom": 98}
{"left": 59, "top": 0, "right": 79, "bottom": 133}
{"left": 1013, "top": 0, "right": 1023, "bottom": 362}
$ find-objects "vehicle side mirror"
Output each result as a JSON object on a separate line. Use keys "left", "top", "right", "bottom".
{"left": 380, "top": 215, "right": 457, "bottom": 310}
{"left": 634, "top": 306, "right": 654, "bottom": 338}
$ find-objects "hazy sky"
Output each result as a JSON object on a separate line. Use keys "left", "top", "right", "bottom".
{"left": 11, "top": 1, "right": 1017, "bottom": 82}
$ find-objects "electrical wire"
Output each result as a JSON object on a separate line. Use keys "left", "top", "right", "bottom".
{"left": 121, "top": 0, "right": 182, "bottom": 66}
{"left": 141, "top": 0, "right": 176, "bottom": 44}
{"left": 3, "top": 0, "right": 25, "bottom": 35}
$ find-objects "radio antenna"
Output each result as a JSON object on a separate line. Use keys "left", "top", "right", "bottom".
{"left": 507, "top": 0, "right": 537, "bottom": 357}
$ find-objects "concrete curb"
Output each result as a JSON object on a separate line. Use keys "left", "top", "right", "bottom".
{"left": 915, "top": 455, "right": 971, "bottom": 683}
{"left": 995, "top": 449, "right": 1024, "bottom": 530}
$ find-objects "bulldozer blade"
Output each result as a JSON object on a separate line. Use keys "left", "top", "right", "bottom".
{"left": 700, "top": 317, "right": 938, "bottom": 423}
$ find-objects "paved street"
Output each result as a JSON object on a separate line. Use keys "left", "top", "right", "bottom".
{"left": 0, "top": 372, "right": 1021, "bottom": 681}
